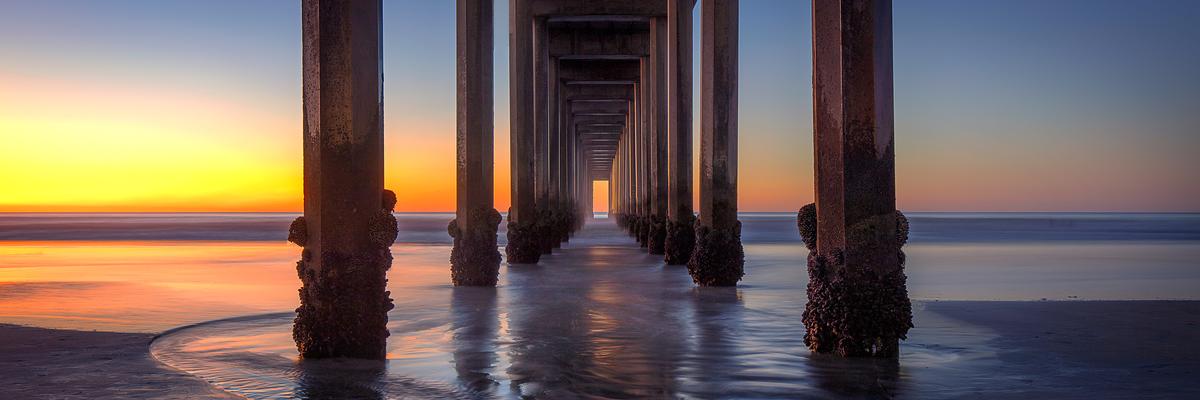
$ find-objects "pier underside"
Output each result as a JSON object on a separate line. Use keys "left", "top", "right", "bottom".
{"left": 293, "top": 0, "right": 909, "bottom": 360}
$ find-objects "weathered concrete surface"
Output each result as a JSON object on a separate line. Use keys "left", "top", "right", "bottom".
{"left": 507, "top": 0, "right": 542, "bottom": 264}
{"left": 534, "top": 17, "right": 557, "bottom": 256}
{"left": 664, "top": 0, "right": 696, "bottom": 265}
{"left": 452, "top": 0, "right": 501, "bottom": 286}
{"left": 689, "top": 0, "right": 743, "bottom": 286}
{"left": 799, "top": 206, "right": 910, "bottom": 358}
{"left": 805, "top": 0, "right": 911, "bottom": 357}
{"left": 449, "top": 208, "right": 502, "bottom": 286}
{"left": 647, "top": 17, "right": 669, "bottom": 255}
{"left": 505, "top": 216, "right": 543, "bottom": 264}
{"left": 533, "top": 18, "right": 551, "bottom": 214}
{"left": 531, "top": 0, "right": 667, "bottom": 17}
{"left": 293, "top": 0, "right": 393, "bottom": 360}
{"left": 635, "top": 65, "right": 652, "bottom": 249}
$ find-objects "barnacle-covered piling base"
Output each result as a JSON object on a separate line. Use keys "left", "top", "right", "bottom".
{"left": 802, "top": 252, "right": 911, "bottom": 357}
{"left": 536, "top": 206, "right": 557, "bottom": 254}
{"left": 290, "top": 191, "right": 398, "bottom": 360}
{"left": 505, "top": 211, "right": 543, "bottom": 264}
{"left": 633, "top": 215, "right": 652, "bottom": 246}
{"left": 554, "top": 203, "right": 573, "bottom": 245}
{"left": 798, "top": 204, "right": 913, "bottom": 357}
{"left": 636, "top": 214, "right": 652, "bottom": 248}
{"left": 569, "top": 200, "right": 585, "bottom": 233}
{"left": 614, "top": 213, "right": 630, "bottom": 232}
{"left": 448, "top": 208, "right": 502, "bottom": 286}
{"left": 663, "top": 212, "right": 695, "bottom": 265}
{"left": 686, "top": 221, "right": 744, "bottom": 286}
{"left": 647, "top": 215, "right": 666, "bottom": 255}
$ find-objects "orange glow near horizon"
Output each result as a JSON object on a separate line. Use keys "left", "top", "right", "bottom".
{"left": 3, "top": 71, "right": 1198, "bottom": 213}
{"left": 593, "top": 180, "right": 609, "bottom": 214}
{"left": 0, "top": 71, "right": 470, "bottom": 213}
{"left": 0, "top": 72, "right": 302, "bottom": 212}
{"left": 0, "top": 241, "right": 299, "bottom": 332}
{"left": 3, "top": 1, "right": 1200, "bottom": 214}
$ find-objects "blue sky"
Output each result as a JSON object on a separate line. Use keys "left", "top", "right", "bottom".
{"left": 0, "top": 1, "right": 1197, "bottom": 211}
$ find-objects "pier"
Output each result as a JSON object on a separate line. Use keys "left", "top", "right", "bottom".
{"left": 292, "top": 0, "right": 911, "bottom": 359}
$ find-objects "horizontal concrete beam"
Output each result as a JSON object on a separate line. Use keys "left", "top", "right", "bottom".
{"left": 550, "top": 26, "right": 648, "bottom": 57}
{"left": 574, "top": 112, "right": 626, "bottom": 116}
{"left": 532, "top": 0, "right": 667, "bottom": 16}
{"left": 558, "top": 59, "right": 640, "bottom": 82}
{"left": 559, "top": 54, "right": 642, "bottom": 60}
{"left": 547, "top": 15, "right": 651, "bottom": 23}
{"left": 569, "top": 100, "right": 630, "bottom": 114}
{"left": 574, "top": 118, "right": 625, "bottom": 127}
{"left": 565, "top": 80, "right": 636, "bottom": 85}
{"left": 568, "top": 97, "right": 630, "bottom": 103}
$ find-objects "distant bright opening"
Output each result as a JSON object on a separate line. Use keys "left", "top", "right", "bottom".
{"left": 592, "top": 180, "right": 609, "bottom": 218}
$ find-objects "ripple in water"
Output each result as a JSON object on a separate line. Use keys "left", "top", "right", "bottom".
{"left": 151, "top": 222, "right": 999, "bottom": 399}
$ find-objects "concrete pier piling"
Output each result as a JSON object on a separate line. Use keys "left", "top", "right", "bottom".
{"left": 293, "top": 0, "right": 393, "bottom": 360}
{"left": 451, "top": 0, "right": 502, "bottom": 287}
{"left": 689, "top": 0, "right": 743, "bottom": 286}
{"left": 802, "top": 0, "right": 912, "bottom": 357}
{"left": 291, "top": 0, "right": 909, "bottom": 360}
{"left": 506, "top": 0, "right": 543, "bottom": 264}
{"left": 664, "top": 0, "right": 697, "bottom": 265}
{"left": 648, "top": 17, "right": 669, "bottom": 255}
{"left": 534, "top": 16, "right": 557, "bottom": 256}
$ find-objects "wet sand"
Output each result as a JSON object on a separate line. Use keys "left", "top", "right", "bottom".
{"left": 925, "top": 300, "right": 1200, "bottom": 398}
{"left": 3, "top": 304, "right": 1198, "bottom": 398}
{"left": 0, "top": 324, "right": 235, "bottom": 399}
{"left": 6, "top": 300, "right": 1197, "bottom": 399}
{"left": 3, "top": 214, "right": 1200, "bottom": 398}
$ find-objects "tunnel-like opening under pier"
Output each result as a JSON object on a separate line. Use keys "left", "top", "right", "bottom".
{"left": 292, "top": 0, "right": 911, "bottom": 360}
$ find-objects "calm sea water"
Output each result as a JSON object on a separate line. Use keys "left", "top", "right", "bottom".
{"left": 1, "top": 212, "right": 1199, "bottom": 332}
{"left": 4, "top": 211, "right": 1200, "bottom": 243}
{"left": 2, "top": 212, "right": 1199, "bottom": 398}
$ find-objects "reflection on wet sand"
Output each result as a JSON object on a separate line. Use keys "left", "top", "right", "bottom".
{"left": 807, "top": 352, "right": 902, "bottom": 398}
{"left": 291, "top": 358, "right": 387, "bottom": 400}
{"left": 687, "top": 287, "right": 745, "bottom": 396}
{"left": 0, "top": 241, "right": 299, "bottom": 332}
{"left": 503, "top": 244, "right": 691, "bottom": 398}
{"left": 450, "top": 287, "right": 499, "bottom": 394}
{"left": 146, "top": 220, "right": 968, "bottom": 399}
{"left": 145, "top": 218, "right": 1200, "bottom": 399}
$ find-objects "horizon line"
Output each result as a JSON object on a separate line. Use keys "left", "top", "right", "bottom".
{"left": 1, "top": 210, "right": 1198, "bottom": 214}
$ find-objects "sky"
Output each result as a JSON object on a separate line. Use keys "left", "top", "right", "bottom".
{"left": 0, "top": 0, "right": 1197, "bottom": 212}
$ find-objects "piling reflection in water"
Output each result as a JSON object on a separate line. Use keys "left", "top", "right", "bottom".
{"left": 291, "top": 359, "right": 387, "bottom": 399}
{"left": 150, "top": 220, "right": 950, "bottom": 399}
{"left": 688, "top": 287, "right": 745, "bottom": 396}
{"left": 450, "top": 287, "right": 499, "bottom": 394}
